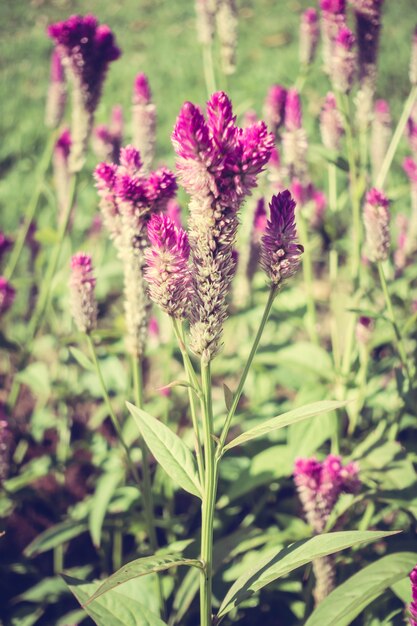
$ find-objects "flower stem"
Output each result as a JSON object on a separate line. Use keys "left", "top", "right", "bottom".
{"left": 377, "top": 262, "right": 412, "bottom": 383}
{"left": 376, "top": 85, "right": 417, "bottom": 190}
{"left": 297, "top": 208, "right": 319, "bottom": 344}
{"left": 172, "top": 318, "right": 205, "bottom": 484}
{"left": 5, "top": 130, "right": 57, "bottom": 281}
{"left": 203, "top": 43, "right": 217, "bottom": 97}
{"left": 217, "top": 286, "right": 277, "bottom": 453}
{"left": 200, "top": 360, "right": 217, "bottom": 626}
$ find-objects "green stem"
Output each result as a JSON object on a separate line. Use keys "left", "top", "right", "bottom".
{"left": 377, "top": 262, "right": 412, "bottom": 383}
{"left": 328, "top": 163, "right": 337, "bottom": 213}
{"left": 172, "top": 318, "right": 205, "bottom": 484}
{"left": 200, "top": 360, "right": 217, "bottom": 626}
{"left": 203, "top": 43, "right": 216, "bottom": 97}
{"left": 27, "top": 172, "right": 79, "bottom": 342}
{"left": 87, "top": 334, "right": 142, "bottom": 488}
{"left": 376, "top": 85, "right": 417, "bottom": 189}
{"left": 297, "top": 209, "right": 319, "bottom": 344}
{"left": 131, "top": 355, "right": 166, "bottom": 618}
{"left": 217, "top": 286, "right": 277, "bottom": 453}
{"left": 5, "top": 131, "right": 57, "bottom": 281}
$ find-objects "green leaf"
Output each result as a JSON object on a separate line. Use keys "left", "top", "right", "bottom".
{"left": 223, "top": 401, "right": 346, "bottom": 452}
{"left": 87, "top": 553, "right": 203, "bottom": 603}
{"left": 24, "top": 520, "right": 88, "bottom": 557}
{"left": 69, "top": 346, "right": 94, "bottom": 371}
{"left": 304, "top": 552, "right": 417, "bottom": 626}
{"left": 127, "top": 402, "right": 202, "bottom": 498}
{"left": 89, "top": 467, "right": 124, "bottom": 548}
{"left": 63, "top": 576, "right": 167, "bottom": 626}
{"left": 15, "top": 362, "right": 50, "bottom": 396}
{"left": 223, "top": 384, "right": 234, "bottom": 411}
{"left": 217, "top": 530, "right": 398, "bottom": 620}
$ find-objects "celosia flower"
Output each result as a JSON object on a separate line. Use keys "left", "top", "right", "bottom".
{"left": 371, "top": 100, "right": 391, "bottom": 179}
{"left": 260, "top": 191, "right": 303, "bottom": 288}
{"left": 349, "top": 0, "right": 383, "bottom": 90}
{"left": 320, "top": 0, "right": 346, "bottom": 74}
{"left": 0, "top": 278, "right": 15, "bottom": 315}
{"left": 282, "top": 89, "right": 308, "bottom": 179}
{"left": 300, "top": 8, "right": 320, "bottom": 66}
{"left": 410, "top": 26, "right": 417, "bottom": 85}
{"left": 48, "top": 14, "right": 121, "bottom": 172}
{"left": 53, "top": 128, "right": 72, "bottom": 219}
{"left": 132, "top": 73, "right": 156, "bottom": 173}
{"left": 0, "top": 233, "right": 12, "bottom": 264}
{"left": 331, "top": 26, "right": 356, "bottom": 93}
{"left": 172, "top": 91, "right": 273, "bottom": 361}
{"left": 263, "top": 85, "right": 287, "bottom": 136}
{"left": 145, "top": 214, "right": 192, "bottom": 318}
{"left": 45, "top": 50, "right": 67, "bottom": 128}
{"left": 70, "top": 253, "right": 97, "bottom": 333}
{"left": 409, "top": 566, "right": 417, "bottom": 626}
{"left": 94, "top": 146, "right": 177, "bottom": 358}
{"left": 216, "top": 0, "right": 238, "bottom": 75}
{"left": 166, "top": 198, "right": 183, "bottom": 227}
{"left": 363, "top": 188, "right": 390, "bottom": 262}
{"left": 320, "top": 92, "right": 344, "bottom": 152}
{"left": 195, "top": 0, "right": 216, "bottom": 45}
{"left": 92, "top": 105, "right": 123, "bottom": 163}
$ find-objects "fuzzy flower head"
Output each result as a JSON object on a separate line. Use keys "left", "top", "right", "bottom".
{"left": 331, "top": 26, "right": 356, "bottom": 93}
{"left": 45, "top": 49, "right": 67, "bottom": 128}
{"left": 48, "top": 14, "right": 120, "bottom": 114}
{"left": 409, "top": 566, "right": 417, "bottom": 626}
{"left": 285, "top": 88, "right": 302, "bottom": 132}
{"left": 260, "top": 191, "right": 303, "bottom": 288}
{"left": 294, "top": 454, "right": 360, "bottom": 533}
{"left": 133, "top": 73, "right": 152, "bottom": 105}
{"left": 0, "top": 278, "right": 15, "bottom": 316}
{"left": 263, "top": 84, "right": 287, "bottom": 136}
{"left": 132, "top": 73, "right": 156, "bottom": 172}
{"left": 320, "top": 92, "right": 344, "bottom": 151}
{"left": 145, "top": 214, "right": 192, "bottom": 318}
{"left": 300, "top": 8, "right": 320, "bottom": 66}
{"left": 70, "top": 253, "right": 97, "bottom": 333}
{"left": 363, "top": 188, "right": 390, "bottom": 262}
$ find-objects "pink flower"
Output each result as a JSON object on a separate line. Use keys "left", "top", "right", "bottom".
{"left": 409, "top": 565, "right": 417, "bottom": 626}
{"left": 331, "top": 26, "right": 356, "bottom": 93}
{"left": 363, "top": 188, "right": 390, "bottom": 262}
{"left": 132, "top": 73, "right": 156, "bottom": 172}
{"left": 70, "top": 253, "right": 97, "bottom": 333}
{"left": 300, "top": 8, "right": 320, "bottom": 66}
{"left": 320, "top": 92, "right": 344, "bottom": 151}
{"left": 263, "top": 85, "right": 287, "bottom": 135}
{"left": 45, "top": 50, "right": 67, "bottom": 128}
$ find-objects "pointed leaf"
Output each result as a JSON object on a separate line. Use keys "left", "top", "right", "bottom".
{"left": 223, "top": 384, "right": 234, "bottom": 411}
{"left": 127, "top": 402, "right": 202, "bottom": 498}
{"left": 217, "top": 530, "right": 398, "bottom": 619}
{"left": 305, "top": 552, "right": 417, "bottom": 626}
{"left": 89, "top": 468, "right": 124, "bottom": 547}
{"left": 87, "top": 553, "right": 203, "bottom": 603}
{"left": 69, "top": 346, "right": 95, "bottom": 371}
{"left": 63, "top": 576, "right": 167, "bottom": 626}
{"left": 24, "top": 520, "right": 88, "bottom": 557}
{"left": 224, "top": 401, "right": 346, "bottom": 452}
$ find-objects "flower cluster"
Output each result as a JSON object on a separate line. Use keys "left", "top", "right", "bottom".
{"left": 0, "top": 277, "right": 15, "bottom": 316}
{"left": 299, "top": 8, "right": 320, "bottom": 67}
{"left": 409, "top": 566, "right": 417, "bottom": 626}
{"left": 172, "top": 91, "right": 273, "bottom": 361}
{"left": 363, "top": 187, "right": 390, "bottom": 262}
{"left": 349, "top": 0, "right": 383, "bottom": 90}
{"left": 132, "top": 73, "right": 156, "bottom": 173}
{"left": 145, "top": 214, "right": 192, "bottom": 318}
{"left": 45, "top": 50, "right": 67, "bottom": 128}
{"left": 48, "top": 14, "right": 121, "bottom": 171}
{"left": 70, "top": 253, "right": 97, "bottom": 333}
{"left": 320, "top": 0, "right": 346, "bottom": 74}
{"left": 320, "top": 92, "right": 344, "bottom": 152}
{"left": 260, "top": 191, "right": 303, "bottom": 288}
{"left": 95, "top": 145, "right": 177, "bottom": 357}
{"left": 331, "top": 26, "right": 356, "bottom": 93}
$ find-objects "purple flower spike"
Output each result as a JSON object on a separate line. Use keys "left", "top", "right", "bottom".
{"left": 166, "top": 198, "right": 183, "bottom": 227}
{"left": 48, "top": 14, "right": 121, "bottom": 171}
{"left": 0, "top": 277, "right": 15, "bottom": 315}
{"left": 409, "top": 566, "right": 417, "bottom": 626}
{"left": 285, "top": 88, "right": 302, "bottom": 132}
{"left": 320, "top": 92, "right": 344, "bottom": 151}
{"left": 132, "top": 73, "right": 156, "bottom": 172}
{"left": 119, "top": 145, "right": 143, "bottom": 175}
{"left": 70, "top": 252, "right": 97, "bottom": 333}
{"left": 45, "top": 49, "right": 67, "bottom": 128}
{"left": 53, "top": 128, "right": 72, "bottom": 219}
{"left": 260, "top": 191, "right": 303, "bottom": 288}
{"left": 320, "top": 0, "right": 346, "bottom": 74}
{"left": 363, "top": 188, "right": 390, "bottom": 262}
{"left": 331, "top": 26, "right": 356, "bottom": 93}
{"left": 300, "top": 8, "right": 320, "bottom": 66}
{"left": 263, "top": 84, "right": 287, "bottom": 136}
{"left": 133, "top": 73, "right": 152, "bottom": 105}
{"left": 145, "top": 214, "right": 192, "bottom": 318}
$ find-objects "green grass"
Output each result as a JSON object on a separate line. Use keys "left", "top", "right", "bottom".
{"left": 0, "top": 0, "right": 415, "bottom": 231}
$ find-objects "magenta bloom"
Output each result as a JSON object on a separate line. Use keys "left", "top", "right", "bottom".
{"left": 363, "top": 187, "right": 390, "bottom": 262}
{"left": 70, "top": 253, "right": 97, "bottom": 333}
{"left": 92, "top": 105, "right": 123, "bottom": 163}
{"left": 300, "top": 8, "right": 320, "bottom": 66}
{"left": 409, "top": 566, "right": 417, "bottom": 626}
{"left": 133, "top": 73, "right": 152, "bottom": 105}
{"left": 331, "top": 26, "right": 356, "bottom": 93}
{"left": 0, "top": 277, "right": 15, "bottom": 315}
{"left": 132, "top": 73, "right": 156, "bottom": 172}
{"left": 320, "top": 92, "right": 344, "bottom": 151}
{"left": 172, "top": 91, "right": 273, "bottom": 361}
{"left": 349, "top": 0, "right": 383, "bottom": 91}
{"left": 145, "top": 214, "right": 192, "bottom": 318}
{"left": 320, "top": 0, "right": 346, "bottom": 74}
{"left": 53, "top": 128, "right": 72, "bottom": 218}
{"left": 166, "top": 198, "right": 183, "bottom": 227}
{"left": 48, "top": 14, "right": 120, "bottom": 114}
{"left": 284, "top": 88, "right": 302, "bottom": 132}
{"left": 282, "top": 90, "right": 308, "bottom": 179}
{"left": 45, "top": 49, "right": 67, "bottom": 128}
{"left": 263, "top": 85, "right": 287, "bottom": 136}
{"left": 260, "top": 191, "right": 303, "bottom": 288}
